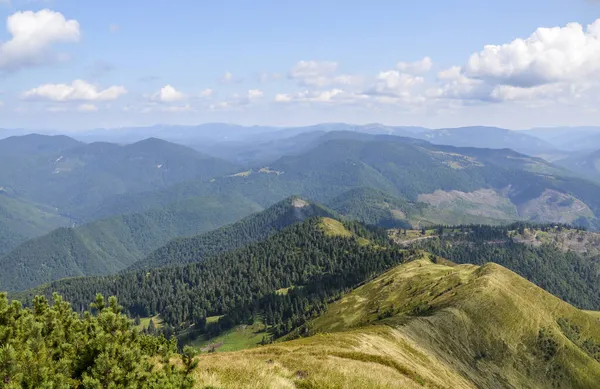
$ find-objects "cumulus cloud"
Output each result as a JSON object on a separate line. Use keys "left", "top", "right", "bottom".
{"left": 366, "top": 71, "right": 424, "bottom": 97}
{"left": 0, "top": 9, "right": 80, "bottom": 71}
{"left": 289, "top": 60, "right": 337, "bottom": 79}
{"left": 151, "top": 85, "right": 185, "bottom": 102}
{"left": 22, "top": 80, "right": 127, "bottom": 101}
{"left": 397, "top": 57, "right": 433, "bottom": 74}
{"left": 427, "top": 67, "right": 490, "bottom": 101}
{"left": 465, "top": 19, "right": 600, "bottom": 86}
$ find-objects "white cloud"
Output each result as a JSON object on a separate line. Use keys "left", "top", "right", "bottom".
{"left": 288, "top": 60, "right": 360, "bottom": 87}
{"left": 290, "top": 60, "right": 338, "bottom": 79}
{"left": 367, "top": 71, "right": 424, "bottom": 97}
{"left": 247, "top": 89, "right": 263, "bottom": 100}
{"left": 22, "top": 80, "right": 127, "bottom": 101}
{"left": 209, "top": 89, "right": 264, "bottom": 110}
{"left": 275, "top": 89, "right": 365, "bottom": 104}
{"left": 151, "top": 85, "right": 185, "bottom": 103}
{"left": 427, "top": 67, "right": 489, "bottom": 101}
{"left": 199, "top": 88, "right": 214, "bottom": 98}
{"left": 465, "top": 19, "right": 600, "bottom": 86}
{"left": 422, "top": 18, "right": 600, "bottom": 106}
{"left": 397, "top": 57, "right": 433, "bottom": 74}
{"left": 209, "top": 101, "right": 230, "bottom": 111}
{"left": 78, "top": 103, "right": 98, "bottom": 112}
{"left": 0, "top": 9, "right": 80, "bottom": 71}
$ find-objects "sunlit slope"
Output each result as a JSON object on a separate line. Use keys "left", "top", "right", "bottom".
{"left": 191, "top": 257, "right": 600, "bottom": 388}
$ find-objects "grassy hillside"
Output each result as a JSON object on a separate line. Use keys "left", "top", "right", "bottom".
{"left": 191, "top": 258, "right": 600, "bottom": 388}
{"left": 0, "top": 194, "right": 261, "bottom": 291}
{"left": 131, "top": 196, "right": 337, "bottom": 270}
{"left": 399, "top": 224, "right": 600, "bottom": 310}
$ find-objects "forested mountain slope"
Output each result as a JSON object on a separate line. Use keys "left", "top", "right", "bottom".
{"left": 0, "top": 135, "right": 236, "bottom": 222}
{"left": 0, "top": 194, "right": 69, "bottom": 257}
{"left": 92, "top": 135, "right": 600, "bottom": 228}
{"left": 131, "top": 196, "right": 336, "bottom": 270}
{"left": 18, "top": 217, "right": 410, "bottom": 336}
{"left": 0, "top": 194, "right": 261, "bottom": 291}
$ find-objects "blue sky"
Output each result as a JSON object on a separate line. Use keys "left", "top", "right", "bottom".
{"left": 0, "top": 0, "right": 599, "bottom": 130}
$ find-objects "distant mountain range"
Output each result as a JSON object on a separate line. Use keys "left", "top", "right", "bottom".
{"left": 9, "top": 123, "right": 600, "bottom": 159}
{"left": 0, "top": 135, "right": 235, "bottom": 219}
{"left": 4, "top": 129, "right": 600, "bottom": 291}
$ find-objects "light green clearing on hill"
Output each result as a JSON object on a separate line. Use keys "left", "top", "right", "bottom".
{"left": 190, "top": 320, "right": 267, "bottom": 353}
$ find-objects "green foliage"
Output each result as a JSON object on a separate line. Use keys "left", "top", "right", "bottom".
{"left": 0, "top": 292, "right": 195, "bottom": 388}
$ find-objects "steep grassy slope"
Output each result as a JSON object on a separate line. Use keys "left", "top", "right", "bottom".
{"left": 131, "top": 196, "right": 336, "bottom": 270}
{"left": 191, "top": 258, "right": 600, "bottom": 388}
{"left": 0, "top": 194, "right": 261, "bottom": 291}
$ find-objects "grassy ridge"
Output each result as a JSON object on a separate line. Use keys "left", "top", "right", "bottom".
{"left": 190, "top": 258, "right": 600, "bottom": 388}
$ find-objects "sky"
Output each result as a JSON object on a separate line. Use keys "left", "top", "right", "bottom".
{"left": 0, "top": 0, "right": 600, "bottom": 131}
